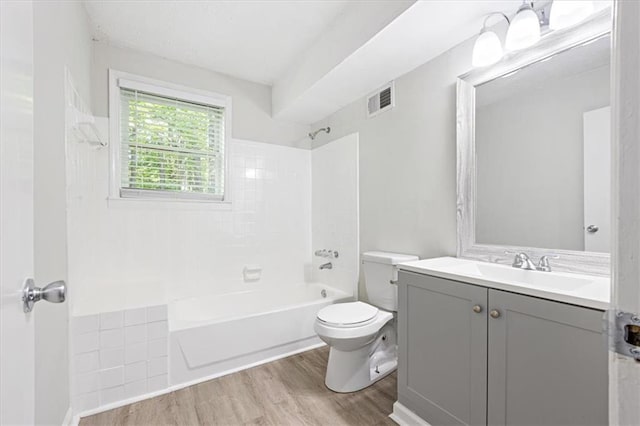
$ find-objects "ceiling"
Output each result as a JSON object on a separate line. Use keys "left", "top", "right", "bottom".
{"left": 84, "top": 0, "right": 351, "bottom": 85}
{"left": 273, "top": 0, "right": 526, "bottom": 123}
{"left": 88, "top": 0, "right": 598, "bottom": 124}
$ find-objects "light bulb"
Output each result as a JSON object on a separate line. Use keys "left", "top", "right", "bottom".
{"left": 472, "top": 31, "right": 504, "bottom": 68}
{"left": 550, "top": 0, "right": 595, "bottom": 30}
{"left": 506, "top": 4, "right": 541, "bottom": 51}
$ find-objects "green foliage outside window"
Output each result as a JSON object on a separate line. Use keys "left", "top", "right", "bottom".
{"left": 121, "top": 89, "right": 225, "bottom": 197}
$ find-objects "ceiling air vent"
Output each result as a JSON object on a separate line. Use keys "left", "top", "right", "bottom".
{"left": 367, "top": 82, "right": 395, "bottom": 118}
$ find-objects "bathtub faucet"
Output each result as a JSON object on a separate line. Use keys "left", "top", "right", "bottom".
{"left": 319, "top": 262, "right": 332, "bottom": 270}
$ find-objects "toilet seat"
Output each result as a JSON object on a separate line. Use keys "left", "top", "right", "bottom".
{"left": 317, "top": 302, "right": 379, "bottom": 328}
{"left": 315, "top": 307, "right": 393, "bottom": 341}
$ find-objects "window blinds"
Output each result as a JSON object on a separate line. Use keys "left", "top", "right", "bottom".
{"left": 120, "top": 88, "right": 225, "bottom": 200}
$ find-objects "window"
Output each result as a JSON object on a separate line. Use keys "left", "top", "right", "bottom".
{"left": 110, "top": 71, "right": 231, "bottom": 202}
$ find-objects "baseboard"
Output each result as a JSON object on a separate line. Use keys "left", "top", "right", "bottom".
{"left": 389, "top": 402, "right": 431, "bottom": 426}
{"left": 74, "top": 341, "right": 326, "bottom": 421}
{"left": 61, "top": 407, "right": 73, "bottom": 426}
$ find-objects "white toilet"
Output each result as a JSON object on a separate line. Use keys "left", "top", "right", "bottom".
{"left": 314, "top": 251, "right": 419, "bottom": 393}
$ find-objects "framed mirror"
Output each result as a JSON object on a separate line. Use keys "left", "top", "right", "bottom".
{"left": 456, "top": 9, "right": 611, "bottom": 275}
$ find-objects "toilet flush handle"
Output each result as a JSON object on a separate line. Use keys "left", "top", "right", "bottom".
{"left": 390, "top": 265, "right": 399, "bottom": 284}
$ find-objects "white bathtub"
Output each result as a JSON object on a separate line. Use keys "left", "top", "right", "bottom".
{"left": 169, "top": 283, "right": 351, "bottom": 386}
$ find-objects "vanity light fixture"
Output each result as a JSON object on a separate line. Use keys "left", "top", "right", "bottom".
{"left": 472, "top": 13, "right": 510, "bottom": 68}
{"left": 505, "top": 1, "right": 542, "bottom": 51}
{"left": 472, "top": 0, "right": 600, "bottom": 68}
{"left": 549, "top": 0, "right": 595, "bottom": 30}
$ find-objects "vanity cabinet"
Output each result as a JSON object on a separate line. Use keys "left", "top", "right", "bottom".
{"left": 397, "top": 271, "right": 608, "bottom": 426}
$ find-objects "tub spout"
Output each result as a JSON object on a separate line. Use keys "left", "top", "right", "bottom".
{"left": 319, "top": 262, "right": 332, "bottom": 270}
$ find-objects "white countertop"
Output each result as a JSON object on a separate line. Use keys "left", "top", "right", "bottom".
{"left": 398, "top": 257, "right": 610, "bottom": 310}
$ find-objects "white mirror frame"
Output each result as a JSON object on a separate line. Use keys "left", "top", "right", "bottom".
{"left": 456, "top": 9, "right": 611, "bottom": 276}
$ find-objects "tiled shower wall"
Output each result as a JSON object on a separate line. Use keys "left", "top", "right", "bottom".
{"left": 312, "top": 133, "right": 359, "bottom": 297}
{"left": 66, "top": 138, "right": 312, "bottom": 313}
{"left": 70, "top": 305, "right": 168, "bottom": 412}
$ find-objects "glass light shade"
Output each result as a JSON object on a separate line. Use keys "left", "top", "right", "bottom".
{"left": 549, "top": 0, "right": 595, "bottom": 30}
{"left": 472, "top": 31, "right": 504, "bottom": 68}
{"left": 505, "top": 6, "right": 541, "bottom": 51}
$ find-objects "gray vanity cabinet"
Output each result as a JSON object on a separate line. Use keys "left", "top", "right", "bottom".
{"left": 487, "top": 289, "right": 608, "bottom": 426}
{"left": 397, "top": 271, "right": 608, "bottom": 426}
{"left": 398, "top": 271, "right": 488, "bottom": 425}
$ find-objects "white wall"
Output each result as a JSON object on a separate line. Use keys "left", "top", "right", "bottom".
{"left": 475, "top": 65, "right": 610, "bottom": 251}
{"left": 91, "top": 42, "right": 310, "bottom": 148}
{"left": 33, "top": 1, "right": 93, "bottom": 423}
{"left": 311, "top": 39, "right": 475, "bottom": 300}
{"left": 311, "top": 133, "right": 359, "bottom": 298}
{"left": 67, "top": 138, "right": 312, "bottom": 315}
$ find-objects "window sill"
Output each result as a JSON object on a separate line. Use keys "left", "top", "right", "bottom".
{"left": 107, "top": 196, "right": 233, "bottom": 211}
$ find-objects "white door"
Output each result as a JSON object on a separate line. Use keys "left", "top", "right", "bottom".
{"left": 610, "top": 1, "right": 640, "bottom": 424}
{"left": 583, "top": 106, "right": 611, "bottom": 253}
{"left": 0, "top": 1, "right": 36, "bottom": 424}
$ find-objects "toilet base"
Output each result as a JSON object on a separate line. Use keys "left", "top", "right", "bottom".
{"left": 324, "top": 324, "right": 397, "bottom": 393}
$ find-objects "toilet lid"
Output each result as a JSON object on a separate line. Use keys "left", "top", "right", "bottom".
{"left": 317, "top": 302, "right": 379, "bottom": 326}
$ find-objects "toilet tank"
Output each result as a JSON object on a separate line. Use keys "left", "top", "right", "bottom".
{"left": 362, "top": 251, "right": 419, "bottom": 311}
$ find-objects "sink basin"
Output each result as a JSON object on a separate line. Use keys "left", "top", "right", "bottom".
{"left": 397, "top": 256, "right": 610, "bottom": 310}
{"left": 447, "top": 262, "right": 594, "bottom": 291}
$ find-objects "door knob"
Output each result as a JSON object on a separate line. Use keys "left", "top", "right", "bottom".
{"left": 490, "top": 309, "right": 501, "bottom": 319}
{"left": 22, "top": 278, "right": 66, "bottom": 313}
{"left": 472, "top": 305, "right": 483, "bottom": 313}
{"left": 586, "top": 225, "right": 599, "bottom": 234}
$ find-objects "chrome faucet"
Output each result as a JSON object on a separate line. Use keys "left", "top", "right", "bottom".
{"left": 511, "top": 252, "right": 537, "bottom": 270}
{"left": 509, "top": 252, "right": 558, "bottom": 272}
{"left": 536, "top": 255, "right": 559, "bottom": 272}
{"left": 319, "top": 262, "right": 333, "bottom": 270}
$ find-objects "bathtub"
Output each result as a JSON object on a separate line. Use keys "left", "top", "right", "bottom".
{"left": 169, "top": 283, "right": 352, "bottom": 386}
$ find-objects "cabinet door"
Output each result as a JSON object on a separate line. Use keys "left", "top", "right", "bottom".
{"left": 487, "top": 290, "right": 608, "bottom": 426}
{"left": 398, "top": 272, "right": 488, "bottom": 426}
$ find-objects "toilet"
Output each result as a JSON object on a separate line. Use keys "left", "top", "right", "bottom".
{"left": 314, "top": 251, "right": 419, "bottom": 393}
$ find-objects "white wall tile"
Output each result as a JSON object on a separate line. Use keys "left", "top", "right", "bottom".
{"left": 99, "top": 347, "right": 124, "bottom": 369}
{"left": 124, "top": 324, "right": 146, "bottom": 345}
{"left": 124, "top": 307, "right": 146, "bottom": 326}
{"left": 68, "top": 140, "right": 312, "bottom": 304}
{"left": 124, "top": 379, "right": 147, "bottom": 399}
{"left": 100, "top": 386, "right": 125, "bottom": 405}
{"left": 147, "top": 375, "right": 168, "bottom": 392}
{"left": 124, "top": 361, "right": 146, "bottom": 384}
{"left": 99, "top": 328, "right": 123, "bottom": 349}
{"left": 72, "top": 392, "right": 99, "bottom": 412}
{"left": 100, "top": 366, "right": 124, "bottom": 389}
{"left": 125, "top": 342, "right": 147, "bottom": 365}
{"left": 74, "top": 351, "right": 99, "bottom": 374}
{"left": 146, "top": 305, "right": 167, "bottom": 323}
{"left": 147, "top": 357, "right": 168, "bottom": 378}
{"left": 74, "top": 371, "right": 99, "bottom": 395}
{"left": 312, "top": 135, "right": 359, "bottom": 298}
{"left": 100, "top": 311, "right": 123, "bottom": 330}
{"left": 72, "top": 315, "right": 99, "bottom": 336}
{"left": 147, "top": 338, "right": 167, "bottom": 359}
{"left": 146, "top": 321, "right": 167, "bottom": 340}
{"left": 74, "top": 332, "right": 99, "bottom": 354}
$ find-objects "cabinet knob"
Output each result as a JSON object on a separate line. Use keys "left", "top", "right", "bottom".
{"left": 490, "top": 309, "right": 501, "bottom": 319}
{"left": 472, "top": 305, "right": 483, "bottom": 313}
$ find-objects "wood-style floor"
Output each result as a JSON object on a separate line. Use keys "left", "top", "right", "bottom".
{"left": 80, "top": 346, "right": 398, "bottom": 426}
